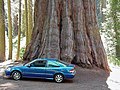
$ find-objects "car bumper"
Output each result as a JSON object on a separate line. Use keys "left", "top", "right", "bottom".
{"left": 65, "top": 71, "right": 76, "bottom": 79}
{"left": 5, "top": 70, "right": 11, "bottom": 77}
{"left": 65, "top": 75, "right": 75, "bottom": 79}
{"left": 65, "top": 73, "right": 76, "bottom": 79}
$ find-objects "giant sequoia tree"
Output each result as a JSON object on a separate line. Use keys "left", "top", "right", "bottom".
{"left": 23, "top": 0, "right": 109, "bottom": 71}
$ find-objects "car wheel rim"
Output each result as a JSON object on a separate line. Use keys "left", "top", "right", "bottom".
{"left": 55, "top": 75, "right": 63, "bottom": 83}
{"left": 13, "top": 72, "right": 21, "bottom": 80}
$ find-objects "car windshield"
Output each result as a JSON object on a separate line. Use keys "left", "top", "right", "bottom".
{"left": 23, "top": 61, "right": 33, "bottom": 66}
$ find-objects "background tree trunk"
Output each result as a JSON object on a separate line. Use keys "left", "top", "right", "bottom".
{"left": 7, "top": 0, "right": 12, "bottom": 59}
{"left": 16, "top": 0, "right": 21, "bottom": 61}
{"left": 23, "top": 0, "right": 109, "bottom": 71}
{"left": 13, "top": 14, "right": 18, "bottom": 37}
{"left": 28, "top": 0, "right": 33, "bottom": 43}
{"left": 25, "top": 0, "right": 28, "bottom": 46}
{"left": 0, "top": 0, "right": 5, "bottom": 61}
{"left": 21, "top": 9, "right": 26, "bottom": 37}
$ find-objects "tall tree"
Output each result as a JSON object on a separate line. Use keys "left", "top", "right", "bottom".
{"left": 25, "top": 0, "right": 28, "bottom": 46}
{"left": 21, "top": 9, "right": 26, "bottom": 37}
{"left": 16, "top": 0, "right": 21, "bottom": 60}
{"left": 13, "top": 14, "right": 18, "bottom": 37}
{"left": 28, "top": 0, "right": 33, "bottom": 43}
{"left": 100, "top": 0, "right": 106, "bottom": 22}
{"left": 96, "top": 0, "right": 106, "bottom": 28}
{"left": 0, "top": 0, "right": 5, "bottom": 61}
{"left": 7, "top": 0, "right": 12, "bottom": 59}
{"left": 23, "top": 0, "right": 109, "bottom": 71}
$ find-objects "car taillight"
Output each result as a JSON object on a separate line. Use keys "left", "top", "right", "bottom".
{"left": 69, "top": 69, "right": 75, "bottom": 73}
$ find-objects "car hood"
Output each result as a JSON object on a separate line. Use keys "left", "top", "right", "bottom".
{"left": 8, "top": 63, "right": 24, "bottom": 68}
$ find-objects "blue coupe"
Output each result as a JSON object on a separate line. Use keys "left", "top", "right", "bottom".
{"left": 5, "top": 58, "right": 76, "bottom": 83}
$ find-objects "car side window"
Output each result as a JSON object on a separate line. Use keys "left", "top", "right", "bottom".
{"left": 31, "top": 60, "right": 46, "bottom": 67}
{"left": 47, "top": 61, "right": 60, "bottom": 67}
{"left": 55, "top": 61, "right": 66, "bottom": 67}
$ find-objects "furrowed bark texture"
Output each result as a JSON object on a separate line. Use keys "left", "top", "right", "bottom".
{"left": 23, "top": 0, "right": 109, "bottom": 71}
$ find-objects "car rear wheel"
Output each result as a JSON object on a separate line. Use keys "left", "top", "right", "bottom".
{"left": 11, "top": 71, "right": 21, "bottom": 80}
{"left": 54, "top": 74, "right": 64, "bottom": 83}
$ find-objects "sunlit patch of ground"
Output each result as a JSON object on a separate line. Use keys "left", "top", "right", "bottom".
{"left": 0, "top": 82, "right": 18, "bottom": 90}
{"left": 107, "top": 64, "right": 120, "bottom": 90}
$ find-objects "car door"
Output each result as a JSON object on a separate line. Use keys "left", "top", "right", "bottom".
{"left": 22, "top": 60, "right": 47, "bottom": 78}
{"left": 46, "top": 61, "right": 61, "bottom": 78}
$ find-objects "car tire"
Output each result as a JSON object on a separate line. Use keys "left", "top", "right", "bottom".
{"left": 54, "top": 74, "right": 64, "bottom": 83}
{"left": 11, "top": 71, "right": 21, "bottom": 80}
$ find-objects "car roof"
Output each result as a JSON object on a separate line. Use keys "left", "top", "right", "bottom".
{"left": 34, "top": 58, "right": 58, "bottom": 61}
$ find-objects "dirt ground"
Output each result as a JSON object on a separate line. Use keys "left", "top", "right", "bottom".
{"left": 0, "top": 66, "right": 110, "bottom": 90}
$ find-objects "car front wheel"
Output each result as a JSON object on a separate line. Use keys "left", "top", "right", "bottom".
{"left": 54, "top": 74, "right": 64, "bottom": 83}
{"left": 11, "top": 71, "right": 21, "bottom": 80}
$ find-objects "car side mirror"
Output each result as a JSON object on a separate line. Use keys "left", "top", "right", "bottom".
{"left": 27, "top": 64, "right": 31, "bottom": 67}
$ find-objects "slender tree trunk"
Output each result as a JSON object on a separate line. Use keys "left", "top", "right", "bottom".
{"left": 25, "top": 0, "right": 28, "bottom": 46}
{"left": 23, "top": 0, "right": 109, "bottom": 71}
{"left": 16, "top": 0, "right": 21, "bottom": 61}
{"left": 21, "top": 10, "right": 26, "bottom": 37}
{"left": 28, "top": 0, "right": 33, "bottom": 43}
{"left": 0, "top": 0, "right": 5, "bottom": 61}
{"left": 13, "top": 14, "right": 18, "bottom": 37}
{"left": 7, "top": 0, "right": 12, "bottom": 59}
{"left": 100, "top": 0, "right": 106, "bottom": 22}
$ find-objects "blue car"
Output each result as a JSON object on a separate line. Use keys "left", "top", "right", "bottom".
{"left": 5, "top": 58, "right": 76, "bottom": 83}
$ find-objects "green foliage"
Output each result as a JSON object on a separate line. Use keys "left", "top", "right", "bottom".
{"left": 101, "top": 0, "right": 120, "bottom": 65}
{"left": 13, "top": 38, "right": 18, "bottom": 49}
{"left": 108, "top": 55, "right": 120, "bottom": 66}
{"left": 19, "top": 47, "right": 25, "bottom": 60}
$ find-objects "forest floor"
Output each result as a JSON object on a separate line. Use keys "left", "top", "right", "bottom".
{"left": 0, "top": 63, "right": 111, "bottom": 90}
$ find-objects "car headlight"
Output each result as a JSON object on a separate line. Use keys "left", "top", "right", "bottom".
{"left": 6, "top": 67, "right": 11, "bottom": 71}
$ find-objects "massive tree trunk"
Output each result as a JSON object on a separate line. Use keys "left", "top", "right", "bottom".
{"left": 23, "top": 0, "right": 109, "bottom": 71}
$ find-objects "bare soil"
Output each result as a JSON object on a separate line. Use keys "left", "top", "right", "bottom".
{"left": 0, "top": 66, "right": 110, "bottom": 90}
